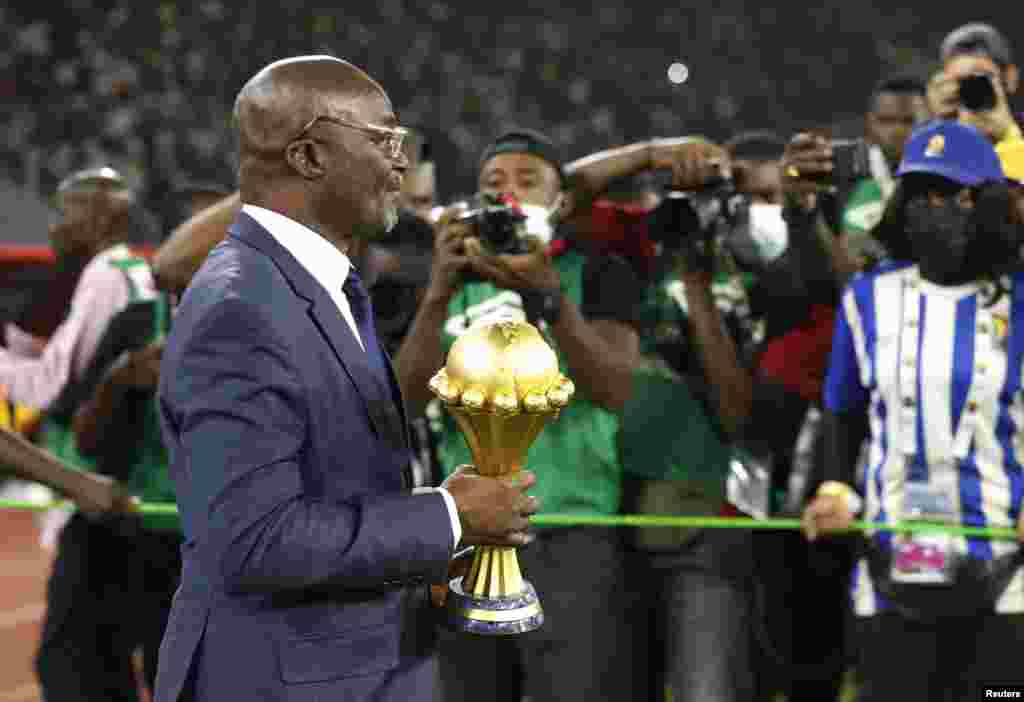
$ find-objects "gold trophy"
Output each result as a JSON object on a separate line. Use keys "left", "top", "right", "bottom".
{"left": 429, "top": 319, "right": 574, "bottom": 635}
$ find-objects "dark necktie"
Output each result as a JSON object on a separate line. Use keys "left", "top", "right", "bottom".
{"left": 342, "top": 267, "right": 389, "bottom": 382}
{"left": 345, "top": 266, "right": 411, "bottom": 486}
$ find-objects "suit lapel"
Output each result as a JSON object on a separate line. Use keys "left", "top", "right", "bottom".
{"left": 229, "top": 213, "right": 406, "bottom": 450}
{"left": 307, "top": 300, "right": 406, "bottom": 449}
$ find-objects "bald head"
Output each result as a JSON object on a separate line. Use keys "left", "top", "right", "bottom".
{"left": 231, "top": 55, "right": 408, "bottom": 247}
{"left": 234, "top": 55, "right": 386, "bottom": 160}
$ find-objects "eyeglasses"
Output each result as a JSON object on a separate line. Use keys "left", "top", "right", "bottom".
{"left": 294, "top": 114, "right": 409, "bottom": 161}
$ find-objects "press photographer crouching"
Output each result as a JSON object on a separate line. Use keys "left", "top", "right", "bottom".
{"left": 804, "top": 121, "right": 1024, "bottom": 702}
{"left": 395, "top": 128, "right": 642, "bottom": 702}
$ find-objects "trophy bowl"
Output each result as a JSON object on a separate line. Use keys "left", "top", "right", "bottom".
{"left": 429, "top": 319, "right": 574, "bottom": 635}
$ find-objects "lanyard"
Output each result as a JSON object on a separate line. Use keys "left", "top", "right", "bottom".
{"left": 897, "top": 270, "right": 986, "bottom": 464}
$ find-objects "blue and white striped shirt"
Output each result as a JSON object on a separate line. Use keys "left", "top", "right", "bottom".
{"left": 825, "top": 261, "right": 1024, "bottom": 615}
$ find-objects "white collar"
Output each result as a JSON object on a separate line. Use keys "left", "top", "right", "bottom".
{"left": 241, "top": 204, "right": 353, "bottom": 293}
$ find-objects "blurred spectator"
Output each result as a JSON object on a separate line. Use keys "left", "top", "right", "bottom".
{"left": 166, "top": 173, "right": 235, "bottom": 225}
{"left": 51, "top": 248, "right": 182, "bottom": 699}
{"left": 0, "top": 167, "right": 152, "bottom": 412}
{"left": 841, "top": 75, "right": 928, "bottom": 264}
{"left": 5, "top": 4, "right": 1020, "bottom": 215}
{"left": 0, "top": 166, "right": 167, "bottom": 702}
{"left": 397, "top": 128, "right": 437, "bottom": 222}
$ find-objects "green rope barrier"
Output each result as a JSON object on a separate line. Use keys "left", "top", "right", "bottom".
{"left": 0, "top": 499, "right": 1018, "bottom": 540}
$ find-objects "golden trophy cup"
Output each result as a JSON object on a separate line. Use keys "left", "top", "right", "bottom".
{"left": 429, "top": 319, "right": 574, "bottom": 635}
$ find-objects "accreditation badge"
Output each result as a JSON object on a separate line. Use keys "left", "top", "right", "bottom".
{"left": 891, "top": 479, "right": 958, "bottom": 585}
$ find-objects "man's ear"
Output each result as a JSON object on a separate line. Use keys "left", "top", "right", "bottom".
{"left": 285, "top": 139, "right": 327, "bottom": 180}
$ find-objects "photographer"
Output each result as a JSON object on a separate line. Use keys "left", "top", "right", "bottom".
{"left": 394, "top": 128, "right": 642, "bottom": 702}
{"left": 613, "top": 135, "right": 768, "bottom": 702}
{"left": 804, "top": 121, "right": 1024, "bottom": 702}
{"left": 928, "top": 23, "right": 1023, "bottom": 150}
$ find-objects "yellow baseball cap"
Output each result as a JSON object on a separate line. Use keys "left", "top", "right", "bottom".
{"left": 996, "top": 139, "right": 1024, "bottom": 184}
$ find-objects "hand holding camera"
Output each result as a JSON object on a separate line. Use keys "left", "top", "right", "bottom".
{"left": 927, "top": 69, "right": 1017, "bottom": 142}
{"left": 646, "top": 139, "right": 740, "bottom": 273}
{"left": 425, "top": 205, "right": 475, "bottom": 304}
{"left": 781, "top": 133, "right": 872, "bottom": 207}
{"left": 650, "top": 137, "right": 732, "bottom": 190}
{"left": 428, "top": 194, "right": 560, "bottom": 303}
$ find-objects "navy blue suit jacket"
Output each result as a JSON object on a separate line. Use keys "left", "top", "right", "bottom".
{"left": 153, "top": 212, "right": 454, "bottom": 702}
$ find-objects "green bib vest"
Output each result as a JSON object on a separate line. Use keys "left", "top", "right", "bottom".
{"left": 430, "top": 250, "right": 623, "bottom": 519}
{"left": 42, "top": 252, "right": 178, "bottom": 531}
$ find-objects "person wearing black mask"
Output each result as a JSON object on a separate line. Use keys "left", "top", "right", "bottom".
{"left": 804, "top": 121, "right": 1024, "bottom": 702}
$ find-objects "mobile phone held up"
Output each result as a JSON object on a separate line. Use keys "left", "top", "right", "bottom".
{"left": 829, "top": 139, "right": 872, "bottom": 187}
{"left": 959, "top": 73, "right": 998, "bottom": 112}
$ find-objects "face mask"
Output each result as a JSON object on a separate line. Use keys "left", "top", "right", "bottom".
{"left": 726, "top": 202, "right": 789, "bottom": 270}
{"left": 904, "top": 197, "right": 973, "bottom": 285}
{"left": 748, "top": 203, "right": 789, "bottom": 261}
{"left": 518, "top": 194, "right": 562, "bottom": 246}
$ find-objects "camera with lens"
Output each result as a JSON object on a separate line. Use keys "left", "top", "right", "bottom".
{"left": 648, "top": 176, "right": 746, "bottom": 256}
{"left": 453, "top": 192, "right": 530, "bottom": 256}
{"left": 959, "top": 72, "right": 998, "bottom": 112}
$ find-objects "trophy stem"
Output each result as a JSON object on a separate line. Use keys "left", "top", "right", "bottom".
{"left": 463, "top": 546, "right": 523, "bottom": 598}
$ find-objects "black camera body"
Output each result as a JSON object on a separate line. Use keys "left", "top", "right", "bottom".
{"left": 453, "top": 193, "right": 530, "bottom": 256}
{"left": 648, "top": 178, "right": 744, "bottom": 250}
{"left": 960, "top": 73, "right": 998, "bottom": 112}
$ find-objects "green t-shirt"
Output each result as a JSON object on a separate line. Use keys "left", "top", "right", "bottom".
{"left": 621, "top": 268, "right": 756, "bottom": 494}
{"left": 430, "top": 250, "right": 623, "bottom": 519}
{"left": 619, "top": 266, "right": 763, "bottom": 548}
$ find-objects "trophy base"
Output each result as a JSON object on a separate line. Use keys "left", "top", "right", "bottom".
{"left": 445, "top": 577, "right": 544, "bottom": 636}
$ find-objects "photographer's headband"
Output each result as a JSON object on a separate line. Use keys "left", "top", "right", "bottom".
{"left": 480, "top": 131, "right": 567, "bottom": 188}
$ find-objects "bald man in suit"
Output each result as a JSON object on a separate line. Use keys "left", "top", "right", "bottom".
{"left": 154, "top": 55, "right": 539, "bottom": 702}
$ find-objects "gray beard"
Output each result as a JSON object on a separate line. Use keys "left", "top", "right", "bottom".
{"left": 383, "top": 205, "right": 398, "bottom": 234}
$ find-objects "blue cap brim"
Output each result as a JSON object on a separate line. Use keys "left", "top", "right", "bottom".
{"left": 896, "top": 162, "right": 993, "bottom": 186}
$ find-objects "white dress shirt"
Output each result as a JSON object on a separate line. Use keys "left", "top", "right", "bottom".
{"left": 242, "top": 204, "right": 463, "bottom": 549}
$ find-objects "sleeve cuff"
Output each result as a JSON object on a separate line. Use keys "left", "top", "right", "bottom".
{"left": 414, "top": 486, "right": 463, "bottom": 550}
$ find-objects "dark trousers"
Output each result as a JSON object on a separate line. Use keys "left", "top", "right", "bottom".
{"left": 35, "top": 513, "right": 182, "bottom": 702}
{"left": 756, "top": 531, "right": 851, "bottom": 702}
{"left": 437, "top": 527, "right": 637, "bottom": 702}
{"left": 628, "top": 530, "right": 760, "bottom": 702}
{"left": 856, "top": 610, "right": 1024, "bottom": 702}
